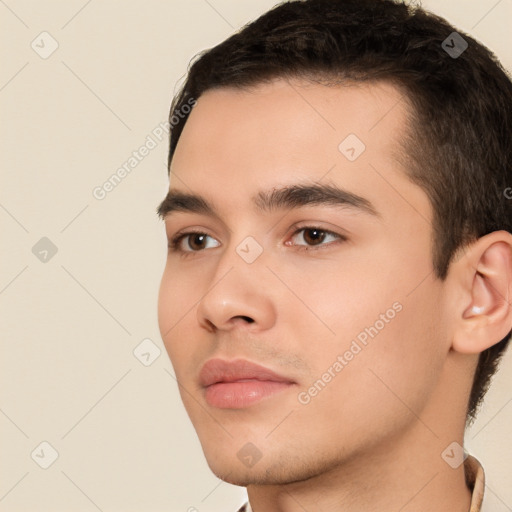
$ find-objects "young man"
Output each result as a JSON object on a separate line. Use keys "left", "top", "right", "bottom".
{"left": 156, "top": 1, "right": 512, "bottom": 510}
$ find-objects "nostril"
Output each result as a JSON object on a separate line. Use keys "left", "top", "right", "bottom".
{"left": 237, "top": 315, "right": 254, "bottom": 323}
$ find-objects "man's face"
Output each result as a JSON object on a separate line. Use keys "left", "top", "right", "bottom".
{"left": 157, "top": 78, "right": 451, "bottom": 485}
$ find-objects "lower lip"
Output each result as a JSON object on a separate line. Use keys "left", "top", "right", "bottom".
{"left": 204, "top": 380, "right": 294, "bottom": 408}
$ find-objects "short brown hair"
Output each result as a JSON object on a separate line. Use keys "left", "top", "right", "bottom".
{"left": 165, "top": 0, "right": 512, "bottom": 425}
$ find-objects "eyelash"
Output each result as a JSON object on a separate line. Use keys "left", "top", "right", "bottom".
{"left": 168, "top": 225, "right": 347, "bottom": 256}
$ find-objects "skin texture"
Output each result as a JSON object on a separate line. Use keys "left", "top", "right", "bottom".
{"left": 157, "top": 78, "right": 512, "bottom": 512}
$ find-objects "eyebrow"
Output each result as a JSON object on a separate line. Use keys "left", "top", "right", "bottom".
{"left": 156, "top": 182, "right": 380, "bottom": 221}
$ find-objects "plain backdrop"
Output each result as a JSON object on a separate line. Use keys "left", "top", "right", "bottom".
{"left": 1, "top": 1, "right": 511, "bottom": 511}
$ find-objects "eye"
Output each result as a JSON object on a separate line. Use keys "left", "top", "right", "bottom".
{"left": 286, "top": 226, "right": 346, "bottom": 251}
{"left": 169, "top": 230, "right": 220, "bottom": 254}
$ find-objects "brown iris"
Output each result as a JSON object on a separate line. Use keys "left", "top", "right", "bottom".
{"left": 301, "top": 228, "right": 327, "bottom": 246}
{"left": 188, "top": 233, "right": 208, "bottom": 251}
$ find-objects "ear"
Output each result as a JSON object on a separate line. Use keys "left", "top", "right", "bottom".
{"left": 451, "top": 230, "right": 512, "bottom": 354}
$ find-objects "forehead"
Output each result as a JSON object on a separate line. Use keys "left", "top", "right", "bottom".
{"left": 169, "top": 78, "right": 430, "bottom": 225}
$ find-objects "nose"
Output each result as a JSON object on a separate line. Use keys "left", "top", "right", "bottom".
{"left": 196, "top": 248, "right": 276, "bottom": 334}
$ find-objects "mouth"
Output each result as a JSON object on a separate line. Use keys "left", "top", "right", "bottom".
{"left": 199, "top": 358, "right": 296, "bottom": 409}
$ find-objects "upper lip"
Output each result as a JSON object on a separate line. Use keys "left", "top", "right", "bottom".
{"left": 199, "top": 358, "right": 295, "bottom": 387}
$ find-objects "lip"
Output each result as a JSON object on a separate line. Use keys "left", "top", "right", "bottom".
{"left": 200, "top": 358, "right": 296, "bottom": 409}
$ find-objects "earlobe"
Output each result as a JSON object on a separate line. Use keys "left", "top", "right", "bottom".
{"left": 452, "top": 232, "right": 512, "bottom": 355}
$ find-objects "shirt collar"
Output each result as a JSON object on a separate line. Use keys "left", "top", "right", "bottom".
{"left": 465, "top": 454, "right": 485, "bottom": 512}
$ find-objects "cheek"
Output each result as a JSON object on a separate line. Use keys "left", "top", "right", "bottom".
{"left": 274, "top": 252, "right": 398, "bottom": 347}
{"left": 289, "top": 249, "right": 445, "bottom": 410}
{"left": 157, "top": 269, "right": 176, "bottom": 340}
{"left": 157, "top": 265, "right": 198, "bottom": 364}
{"left": 293, "top": 299, "right": 445, "bottom": 449}
{"left": 360, "top": 308, "right": 444, "bottom": 439}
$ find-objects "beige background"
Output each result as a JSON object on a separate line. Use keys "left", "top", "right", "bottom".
{"left": 1, "top": 1, "right": 511, "bottom": 511}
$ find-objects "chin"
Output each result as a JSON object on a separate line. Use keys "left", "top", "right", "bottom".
{"left": 209, "top": 467, "right": 261, "bottom": 487}
{"left": 202, "top": 448, "right": 325, "bottom": 487}
{"left": 206, "top": 462, "right": 283, "bottom": 487}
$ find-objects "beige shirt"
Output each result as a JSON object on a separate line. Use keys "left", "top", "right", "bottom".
{"left": 236, "top": 455, "right": 486, "bottom": 512}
